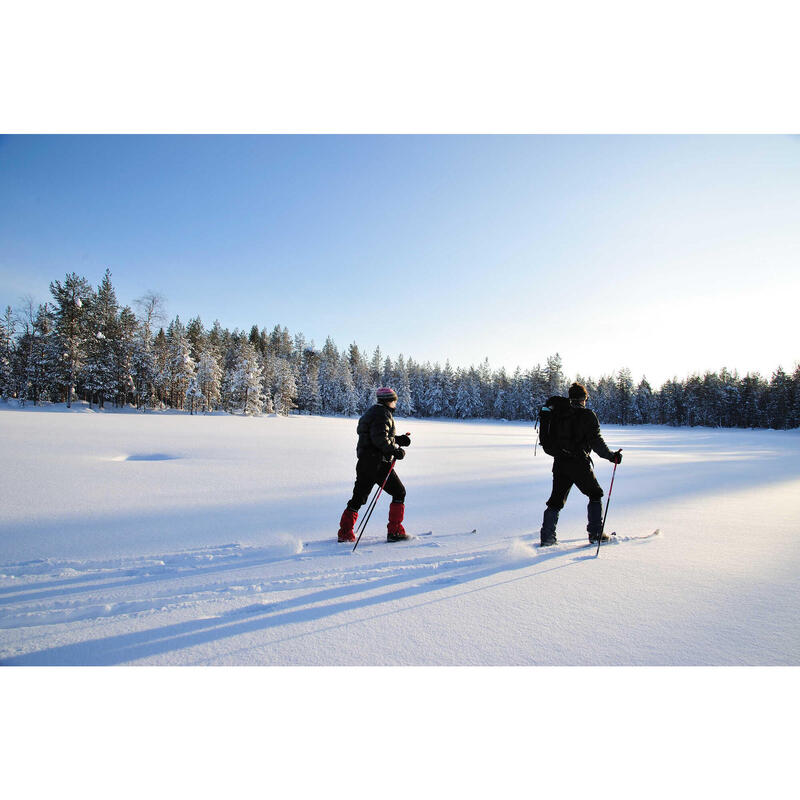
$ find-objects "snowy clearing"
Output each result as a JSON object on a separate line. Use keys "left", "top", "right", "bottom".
{"left": 1, "top": 405, "right": 799, "bottom": 666}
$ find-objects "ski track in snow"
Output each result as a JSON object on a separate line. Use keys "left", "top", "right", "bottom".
{"left": 0, "top": 530, "right": 661, "bottom": 631}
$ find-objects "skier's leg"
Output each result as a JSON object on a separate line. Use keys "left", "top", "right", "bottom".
{"left": 541, "top": 469, "right": 572, "bottom": 546}
{"left": 540, "top": 506, "right": 560, "bottom": 546}
{"left": 339, "top": 460, "right": 378, "bottom": 542}
{"left": 384, "top": 471, "right": 409, "bottom": 541}
{"left": 574, "top": 466, "right": 608, "bottom": 542}
{"left": 348, "top": 459, "right": 380, "bottom": 510}
{"left": 337, "top": 507, "right": 359, "bottom": 542}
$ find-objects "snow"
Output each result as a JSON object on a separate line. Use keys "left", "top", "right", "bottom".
{"left": 1, "top": 405, "right": 799, "bottom": 666}
{"left": 1, "top": 405, "right": 797, "bottom": 796}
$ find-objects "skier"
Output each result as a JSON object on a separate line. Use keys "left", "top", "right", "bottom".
{"left": 337, "top": 387, "right": 412, "bottom": 543}
{"left": 539, "top": 382, "right": 622, "bottom": 546}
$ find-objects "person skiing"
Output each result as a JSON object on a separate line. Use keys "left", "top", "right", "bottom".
{"left": 539, "top": 382, "right": 622, "bottom": 547}
{"left": 337, "top": 387, "right": 412, "bottom": 543}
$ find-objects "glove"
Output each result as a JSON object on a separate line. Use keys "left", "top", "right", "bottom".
{"left": 396, "top": 433, "right": 411, "bottom": 447}
{"left": 394, "top": 448, "right": 406, "bottom": 460}
{"left": 610, "top": 450, "right": 622, "bottom": 464}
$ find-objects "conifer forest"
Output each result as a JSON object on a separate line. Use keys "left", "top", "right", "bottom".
{"left": 2, "top": 270, "right": 798, "bottom": 429}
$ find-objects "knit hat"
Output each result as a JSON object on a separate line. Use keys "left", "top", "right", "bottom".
{"left": 568, "top": 382, "right": 589, "bottom": 401}
{"left": 376, "top": 387, "right": 398, "bottom": 403}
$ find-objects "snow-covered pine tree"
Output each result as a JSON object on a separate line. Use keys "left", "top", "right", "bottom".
{"left": 195, "top": 349, "right": 223, "bottom": 412}
{"left": 475, "top": 358, "right": 492, "bottom": 417}
{"left": 423, "top": 363, "right": 444, "bottom": 417}
{"left": 49, "top": 273, "right": 94, "bottom": 407}
{"left": 13, "top": 297, "right": 38, "bottom": 405}
{"left": 789, "top": 365, "right": 800, "bottom": 429}
{"left": 698, "top": 371, "right": 721, "bottom": 427}
{"left": 493, "top": 367, "right": 511, "bottom": 419}
{"left": 229, "top": 340, "right": 266, "bottom": 416}
{"left": 406, "top": 358, "right": 425, "bottom": 416}
{"left": 0, "top": 306, "right": 14, "bottom": 399}
{"left": 257, "top": 327, "right": 269, "bottom": 356}
{"left": 207, "top": 320, "right": 226, "bottom": 361}
{"left": 767, "top": 366, "right": 793, "bottom": 430}
{"left": 633, "top": 377, "right": 654, "bottom": 424}
{"left": 317, "top": 337, "right": 340, "bottom": 413}
{"left": 659, "top": 379, "right": 684, "bottom": 426}
{"left": 261, "top": 350, "right": 278, "bottom": 410}
{"left": 274, "top": 358, "right": 298, "bottom": 416}
{"left": 268, "top": 324, "right": 292, "bottom": 359}
{"left": 441, "top": 360, "right": 456, "bottom": 413}
{"left": 529, "top": 364, "right": 548, "bottom": 409}
{"left": 454, "top": 369, "right": 481, "bottom": 418}
{"left": 166, "top": 317, "right": 196, "bottom": 411}
{"left": 292, "top": 332, "right": 307, "bottom": 366}
{"left": 27, "top": 302, "right": 57, "bottom": 404}
{"left": 506, "top": 366, "right": 525, "bottom": 420}
{"left": 545, "top": 353, "right": 565, "bottom": 398}
{"left": 296, "top": 346, "right": 321, "bottom": 414}
{"left": 719, "top": 368, "right": 741, "bottom": 428}
{"left": 249, "top": 325, "right": 263, "bottom": 355}
{"left": 132, "top": 292, "right": 166, "bottom": 411}
{"left": 616, "top": 368, "right": 635, "bottom": 425}
{"left": 348, "top": 343, "right": 372, "bottom": 412}
{"left": 369, "top": 346, "right": 383, "bottom": 388}
{"left": 333, "top": 354, "right": 358, "bottom": 416}
{"left": 741, "top": 373, "right": 767, "bottom": 428}
{"left": 115, "top": 306, "right": 138, "bottom": 408}
{"left": 83, "top": 270, "right": 120, "bottom": 408}
{"left": 685, "top": 374, "right": 702, "bottom": 426}
{"left": 217, "top": 326, "right": 240, "bottom": 411}
{"left": 151, "top": 327, "right": 171, "bottom": 409}
{"left": 593, "top": 375, "right": 617, "bottom": 423}
{"left": 395, "top": 354, "right": 414, "bottom": 417}
{"left": 382, "top": 356, "right": 396, "bottom": 395}
{"left": 454, "top": 372, "right": 471, "bottom": 419}
{"left": 185, "top": 375, "right": 203, "bottom": 414}
{"left": 186, "top": 317, "right": 206, "bottom": 363}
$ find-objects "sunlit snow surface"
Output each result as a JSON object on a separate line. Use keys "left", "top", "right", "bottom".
{"left": 1, "top": 404, "right": 798, "bottom": 665}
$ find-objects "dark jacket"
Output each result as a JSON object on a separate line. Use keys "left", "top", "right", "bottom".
{"left": 356, "top": 404, "right": 408, "bottom": 462}
{"left": 560, "top": 400, "right": 616, "bottom": 463}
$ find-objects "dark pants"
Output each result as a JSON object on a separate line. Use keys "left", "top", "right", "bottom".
{"left": 546, "top": 457, "right": 603, "bottom": 510}
{"left": 347, "top": 457, "right": 406, "bottom": 511}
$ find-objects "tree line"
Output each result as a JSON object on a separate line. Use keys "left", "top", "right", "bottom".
{"left": 1, "top": 270, "right": 798, "bottom": 429}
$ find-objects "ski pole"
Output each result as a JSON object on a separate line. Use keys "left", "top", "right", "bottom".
{"left": 353, "top": 458, "right": 396, "bottom": 552}
{"left": 353, "top": 480, "right": 383, "bottom": 544}
{"left": 596, "top": 451, "right": 621, "bottom": 557}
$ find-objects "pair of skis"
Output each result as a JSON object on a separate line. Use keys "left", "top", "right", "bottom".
{"left": 350, "top": 527, "right": 659, "bottom": 551}
{"left": 352, "top": 529, "right": 478, "bottom": 547}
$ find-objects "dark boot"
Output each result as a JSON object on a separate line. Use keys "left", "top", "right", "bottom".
{"left": 540, "top": 506, "right": 559, "bottom": 546}
{"left": 587, "top": 500, "right": 609, "bottom": 543}
{"left": 387, "top": 502, "right": 410, "bottom": 541}
{"left": 337, "top": 508, "right": 358, "bottom": 543}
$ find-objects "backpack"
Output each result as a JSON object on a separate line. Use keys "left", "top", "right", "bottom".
{"left": 536, "top": 396, "right": 581, "bottom": 458}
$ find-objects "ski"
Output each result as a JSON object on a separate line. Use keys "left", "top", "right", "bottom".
{"left": 350, "top": 528, "right": 478, "bottom": 548}
{"left": 535, "top": 538, "right": 606, "bottom": 551}
{"left": 617, "top": 529, "right": 661, "bottom": 542}
{"left": 536, "top": 529, "right": 660, "bottom": 551}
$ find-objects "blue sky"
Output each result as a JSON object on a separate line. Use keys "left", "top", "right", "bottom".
{"left": 1, "top": 134, "right": 798, "bottom": 387}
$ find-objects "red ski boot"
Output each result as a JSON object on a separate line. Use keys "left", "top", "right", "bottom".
{"left": 387, "top": 502, "right": 410, "bottom": 542}
{"left": 337, "top": 508, "right": 358, "bottom": 543}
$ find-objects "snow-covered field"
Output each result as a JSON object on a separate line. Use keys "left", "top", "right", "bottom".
{"left": 2, "top": 404, "right": 799, "bottom": 667}
{"left": 3, "top": 404, "right": 798, "bottom": 797}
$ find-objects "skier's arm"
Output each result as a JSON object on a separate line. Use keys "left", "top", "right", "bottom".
{"left": 586, "top": 411, "right": 617, "bottom": 462}
{"left": 369, "top": 412, "right": 403, "bottom": 458}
